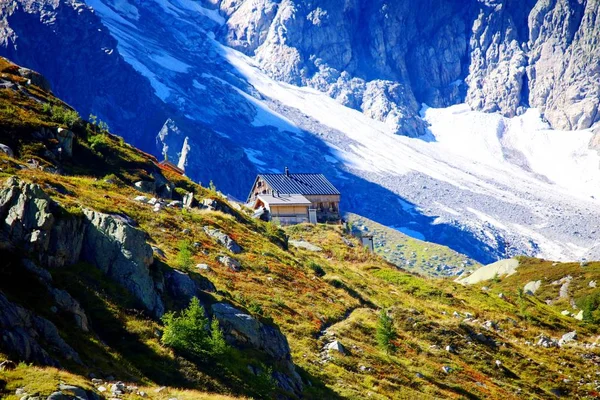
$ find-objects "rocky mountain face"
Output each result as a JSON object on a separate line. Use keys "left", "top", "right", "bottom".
{"left": 218, "top": 0, "right": 599, "bottom": 134}
{"left": 0, "top": 0, "right": 257, "bottom": 196}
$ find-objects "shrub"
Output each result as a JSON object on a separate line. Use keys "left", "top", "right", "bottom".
{"left": 248, "top": 301, "right": 264, "bottom": 316}
{"left": 176, "top": 239, "right": 194, "bottom": 269}
{"left": 50, "top": 105, "right": 80, "bottom": 128}
{"left": 308, "top": 261, "right": 325, "bottom": 277}
{"left": 376, "top": 309, "right": 397, "bottom": 354}
{"left": 161, "top": 297, "right": 228, "bottom": 358}
{"left": 576, "top": 290, "right": 600, "bottom": 323}
{"left": 253, "top": 364, "right": 277, "bottom": 397}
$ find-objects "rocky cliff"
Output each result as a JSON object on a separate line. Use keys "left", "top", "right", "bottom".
{"left": 218, "top": 0, "right": 600, "bottom": 134}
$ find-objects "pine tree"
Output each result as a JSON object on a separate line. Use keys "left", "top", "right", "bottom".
{"left": 376, "top": 309, "right": 396, "bottom": 354}
{"left": 208, "top": 317, "right": 228, "bottom": 356}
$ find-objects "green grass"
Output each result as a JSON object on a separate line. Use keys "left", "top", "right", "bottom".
{"left": 345, "top": 212, "right": 480, "bottom": 278}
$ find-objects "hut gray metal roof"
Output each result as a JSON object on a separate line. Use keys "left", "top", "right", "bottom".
{"left": 259, "top": 173, "right": 340, "bottom": 195}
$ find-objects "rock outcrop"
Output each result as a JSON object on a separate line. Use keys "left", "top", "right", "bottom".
{"left": 211, "top": 302, "right": 303, "bottom": 394}
{"left": 0, "top": 177, "right": 164, "bottom": 317}
{"left": 164, "top": 269, "right": 216, "bottom": 309}
{"left": 211, "top": 302, "right": 291, "bottom": 360}
{"left": 80, "top": 209, "right": 164, "bottom": 317}
{"left": 0, "top": 292, "right": 81, "bottom": 366}
{"left": 203, "top": 226, "right": 242, "bottom": 254}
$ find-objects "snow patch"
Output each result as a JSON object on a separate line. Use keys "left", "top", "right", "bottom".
{"left": 149, "top": 53, "right": 191, "bottom": 73}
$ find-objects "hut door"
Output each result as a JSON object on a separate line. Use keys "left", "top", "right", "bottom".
{"left": 308, "top": 208, "right": 317, "bottom": 224}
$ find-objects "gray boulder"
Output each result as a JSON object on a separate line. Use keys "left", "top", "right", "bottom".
{"left": 164, "top": 269, "right": 216, "bottom": 308}
{"left": 46, "top": 384, "right": 98, "bottom": 400}
{"left": 0, "top": 143, "right": 14, "bottom": 157}
{"left": 51, "top": 288, "right": 89, "bottom": 332}
{"left": 524, "top": 280, "right": 542, "bottom": 295}
{"left": 325, "top": 340, "right": 346, "bottom": 355}
{"left": 81, "top": 209, "right": 164, "bottom": 317}
{"left": 204, "top": 226, "right": 242, "bottom": 254}
{"left": 17, "top": 67, "right": 52, "bottom": 92}
{"left": 182, "top": 192, "right": 196, "bottom": 208}
{"left": 537, "top": 335, "right": 558, "bottom": 348}
{"left": 217, "top": 255, "right": 241, "bottom": 271}
{"left": 153, "top": 171, "right": 174, "bottom": 199}
{"left": 211, "top": 302, "right": 291, "bottom": 361}
{"left": 289, "top": 240, "right": 322, "bottom": 252}
{"left": 134, "top": 181, "right": 155, "bottom": 194}
{"left": 558, "top": 331, "right": 577, "bottom": 347}
{"left": 56, "top": 128, "right": 74, "bottom": 157}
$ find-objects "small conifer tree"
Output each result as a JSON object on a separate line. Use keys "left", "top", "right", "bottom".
{"left": 376, "top": 309, "right": 396, "bottom": 354}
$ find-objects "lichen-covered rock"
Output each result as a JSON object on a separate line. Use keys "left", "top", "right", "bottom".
{"left": 51, "top": 288, "right": 89, "bottom": 332}
{"left": 164, "top": 269, "right": 216, "bottom": 309}
{"left": 0, "top": 177, "right": 165, "bottom": 318}
{"left": 204, "top": 226, "right": 242, "bottom": 254}
{"left": 0, "top": 176, "right": 56, "bottom": 255}
{"left": 81, "top": 209, "right": 164, "bottom": 317}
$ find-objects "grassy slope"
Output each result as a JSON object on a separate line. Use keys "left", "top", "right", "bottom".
{"left": 0, "top": 58, "right": 599, "bottom": 399}
{"left": 346, "top": 213, "right": 480, "bottom": 278}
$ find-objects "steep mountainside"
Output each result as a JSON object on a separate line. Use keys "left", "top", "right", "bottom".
{"left": 0, "top": 0, "right": 599, "bottom": 265}
{"left": 219, "top": 0, "right": 600, "bottom": 134}
{"left": 2, "top": 58, "right": 600, "bottom": 400}
{"left": 0, "top": 0, "right": 257, "bottom": 196}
